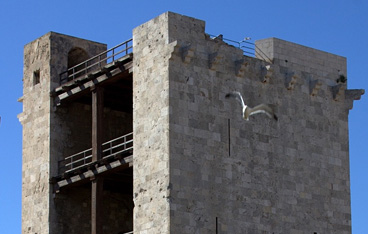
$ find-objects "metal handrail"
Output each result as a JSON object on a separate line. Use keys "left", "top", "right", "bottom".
{"left": 209, "top": 34, "right": 255, "bottom": 56}
{"left": 59, "top": 132, "right": 133, "bottom": 174}
{"left": 59, "top": 38, "right": 133, "bottom": 84}
{"left": 208, "top": 34, "right": 272, "bottom": 63}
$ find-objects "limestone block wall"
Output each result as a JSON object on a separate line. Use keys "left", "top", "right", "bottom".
{"left": 133, "top": 12, "right": 358, "bottom": 234}
{"left": 19, "top": 32, "right": 107, "bottom": 234}
{"left": 48, "top": 33, "right": 107, "bottom": 179}
{"left": 19, "top": 32, "right": 53, "bottom": 234}
{"left": 132, "top": 12, "right": 175, "bottom": 233}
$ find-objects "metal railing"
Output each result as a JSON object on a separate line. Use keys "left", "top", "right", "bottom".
{"left": 59, "top": 132, "right": 133, "bottom": 174}
{"left": 59, "top": 39, "right": 133, "bottom": 84}
{"left": 209, "top": 34, "right": 272, "bottom": 63}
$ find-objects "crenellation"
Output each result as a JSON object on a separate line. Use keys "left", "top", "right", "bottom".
{"left": 19, "top": 11, "right": 364, "bottom": 234}
{"left": 234, "top": 58, "right": 248, "bottom": 77}
{"left": 284, "top": 71, "right": 299, "bottom": 90}
{"left": 331, "top": 84, "right": 345, "bottom": 101}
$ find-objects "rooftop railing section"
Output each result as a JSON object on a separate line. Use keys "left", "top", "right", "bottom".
{"left": 59, "top": 38, "right": 133, "bottom": 84}
{"left": 209, "top": 34, "right": 272, "bottom": 63}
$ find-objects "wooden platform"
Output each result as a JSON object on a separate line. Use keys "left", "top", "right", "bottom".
{"left": 52, "top": 53, "right": 133, "bottom": 108}
{"left": 51, "top": 154, "right": 133, "bottom": 193}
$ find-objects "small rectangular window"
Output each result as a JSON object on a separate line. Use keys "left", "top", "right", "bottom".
{"left": 33, "top": 70, "right": 40, "bottom": 85}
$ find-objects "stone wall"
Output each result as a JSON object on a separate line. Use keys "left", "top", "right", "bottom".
{"left": 132, "top": 12, "right": 174, "bottom": 234}
{"left": 256, "top": 37, "right": 347, "bottom": 85}
{"left": 132, "top": 12, "right": 360, "bottom": 234}
{"left": 20, "top": 12, "right": 362, "bottom": 234}
{"left": 19, "top": 32, "right": 107, "bottom": 234}
{"left": 19, "top": 32, "right": 53, "bottom": 234}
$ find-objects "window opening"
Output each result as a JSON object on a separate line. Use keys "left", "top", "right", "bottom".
{"left": 33, "top": 70, "right": 40, "bottom": 85}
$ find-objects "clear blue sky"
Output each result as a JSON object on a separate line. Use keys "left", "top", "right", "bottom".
{"left": 0, "top": 0, "right": 367, "bottom": 233}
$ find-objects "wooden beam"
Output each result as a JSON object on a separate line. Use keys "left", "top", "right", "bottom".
{"left": 91, "top": 177, "right": 104, "bottom": 234}
{"left": 92, "top": 86, "right": 104, "bottom": 162}
{"left": 91, "top": 86, "right": 104, "bottom": 234}
{"left": 55, "top": 68, "right": 132, "bottom": 106}
{"left": 53, "top": 156, "right": 133, "bottom": 192}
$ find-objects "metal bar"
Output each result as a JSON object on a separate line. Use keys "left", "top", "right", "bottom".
{"left": 70, "top": 153, "right": 74, "bottom": 169}
{"left": 102, "top": 139, "right": 133, "bottom": 153}
{"left": 68, "top": 39, "right": 132, "bottom": 72}
{"left": 65, "top": 155, "right": 92, "bottom": 168}
{"left": 83, "top": 151, "right": 86, "bottom": 166}
{"left": 112, "top": 47, "right": 115, "bottom": 62}
{"left": 109, "top": 141, "right": 113, "bottom": 157}
{"left": 102, "top": 132, "right": 133, "bottom": 145}
{"left": 65, "top": 148, "right": 92, "bottom": 160}
{"left": 59, "top": 39, "right": 133, "bottom": 84}
{"left": 103, "top": 146, "right": 134, "bottom": 158}
{"left": 64, "top": 161, "right": 94, "bottom": 174}
{"left": 208, "top": 34, "right": 256, "bottom": 57}
{"left": 59, "top": 132, "right": 133, "bottom": 174}
{"left": 102, "top": 147, "right": 133, "bottom": 161}
{"left": 123, "top": 135, "right": 126, "bottom": 150}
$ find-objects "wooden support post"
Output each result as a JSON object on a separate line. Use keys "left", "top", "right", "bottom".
{"left": 91, "top": 86, "right": 104, "bottom": 234}
{"left": 92, "top": 86, "right": 104, "bottom": 162}
{"left": 92, "top": 177, "right": 104, "bottom": 234}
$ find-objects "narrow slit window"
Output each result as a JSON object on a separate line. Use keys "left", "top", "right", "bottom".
{"left": 33, "top": 70, "right": 40, "bottom": 85}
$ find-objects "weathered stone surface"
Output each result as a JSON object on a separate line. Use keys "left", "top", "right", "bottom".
{"left": 20, "top": 32, "right": 133, "bottom": 234}
{"left": 21, "top": 12, "right": 363, "bottom": 234}
{"left": 133, "top": 12, "right": 361, "bottom": 234}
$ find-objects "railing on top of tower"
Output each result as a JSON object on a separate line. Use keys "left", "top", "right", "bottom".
{"left": 59, "top": 35, "right": 271, "bottom": 84}
{"left": 59, "top": 38, "right": 133, "bottom": 85}
{"left": 208, "top": 34, "right": 272, "bottom": 63}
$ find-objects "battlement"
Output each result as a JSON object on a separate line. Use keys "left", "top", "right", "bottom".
{"left": 20, "top": 11, "right": 363, "bottom": 234}
{"left": 133, "top": 12, "right": 363, "bottom": 234}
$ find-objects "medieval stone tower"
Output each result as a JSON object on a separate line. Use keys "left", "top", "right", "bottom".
{"left": 19, "top": 12, "right": 364, "bottom": 234}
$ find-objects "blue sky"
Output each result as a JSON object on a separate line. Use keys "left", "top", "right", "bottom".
{"left": 0, "top": 0, "right": 367, "bottom": 233}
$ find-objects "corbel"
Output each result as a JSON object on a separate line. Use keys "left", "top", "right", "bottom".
{"left": 331, "top": 84, "right": 345, "bottom": 101}
{"left": 345, "top": 89, "right": 365, "bottom": 110}
{"left": 234, "top": 59, "right": 248, "bottom": 77}
{"left": 180, "top": 44, "right": 194, "bottom": 64}
{"left": 262, "top": 64, "right": 273, "bottom": 83}
{"left": 208, "top": 52, "right": 223, "bottom": 70}
{"left": 285, "top": 72, "right": 298, "bottom": 90}
{"left": 309, "top": 79, "right": 322, "bottom": 96}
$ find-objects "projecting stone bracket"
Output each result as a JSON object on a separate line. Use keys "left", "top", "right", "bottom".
{"left": 345, "top": 89, "right": 365, "bottom": 110}
{"left": 208, "top": 52, "right": 223, "bottom": 70}
{"left": 309, "top": 79, "right": 322, "bottom": 96}
{"left": 261, "top": 64, "right": 273, "bottom": 83}
{"left": 285, "top": 72, "right": 298, "bottom": 90}
{"left": 180, "top": 44, "right": 194, "bottom": 64}
{"left": 168, "top": 41, "right": 180, "bottom": 61}
{"left": 331, "top": 84, "right": 345, "bottom": 101}
{"left": 234, "top": 59, "right": 248, "bottom": 77}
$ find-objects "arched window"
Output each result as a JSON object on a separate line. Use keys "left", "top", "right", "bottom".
{"left": 67, "top": 47, "right": 89, "bottom": 80}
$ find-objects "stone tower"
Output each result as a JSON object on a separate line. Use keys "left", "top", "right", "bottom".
{"left": 20, "top": 12, "right": 363, "bottom": 234}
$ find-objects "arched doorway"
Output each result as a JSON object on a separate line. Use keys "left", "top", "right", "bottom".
{"left": 67, "top": 47, "right": 89, "bottom": 80}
